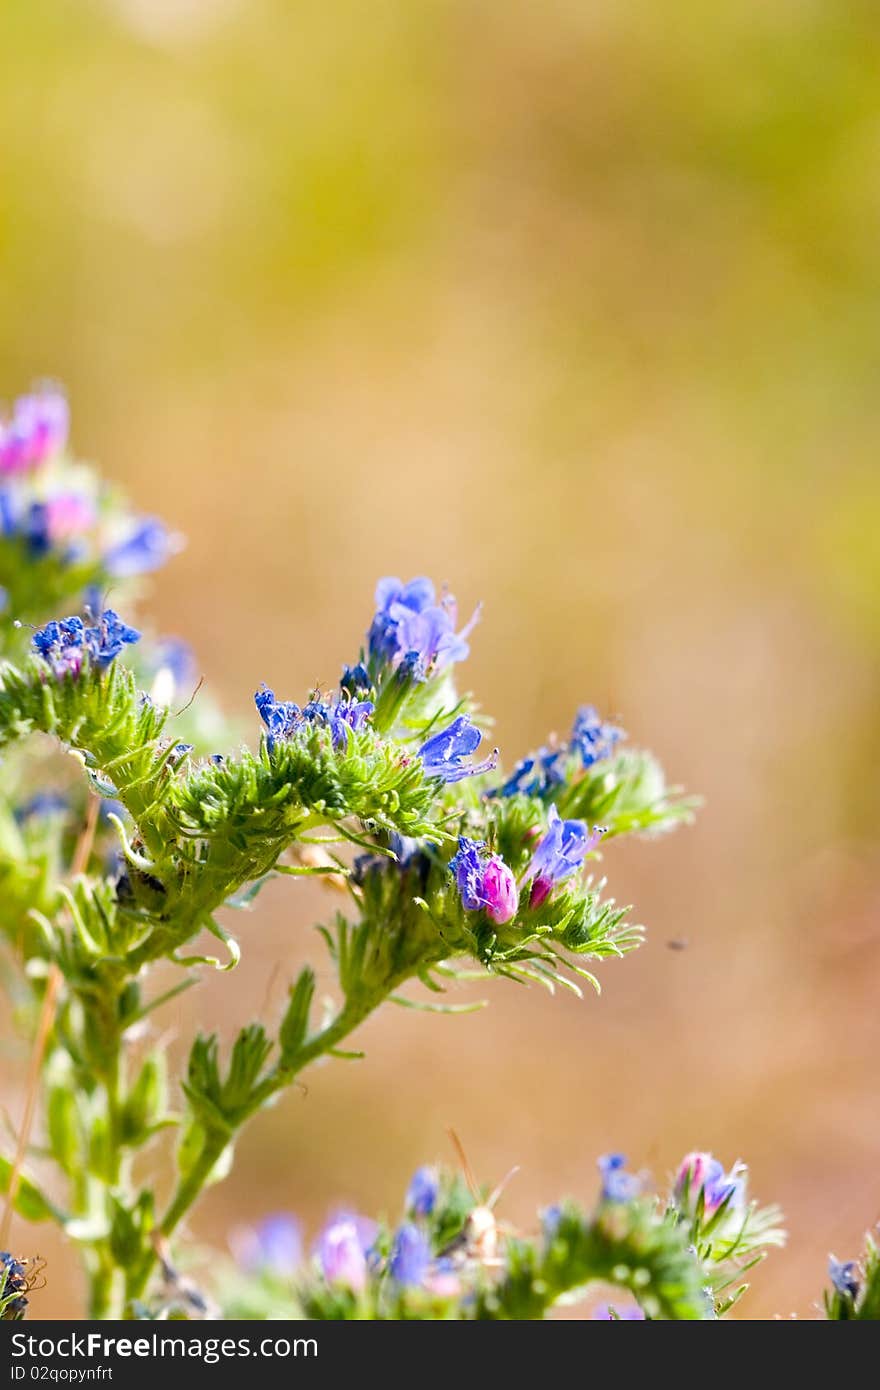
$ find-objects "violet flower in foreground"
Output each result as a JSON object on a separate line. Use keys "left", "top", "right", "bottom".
{"left": 449, "top": 835, "right": 519, "bottom": 924}
{"left": 417, "top": 714, "right": 497, "bottom": 783}
{"left": 526, "top": 804, "right": 605, "bottom": 908}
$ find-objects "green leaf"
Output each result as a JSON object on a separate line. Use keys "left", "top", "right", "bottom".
{"left": 0, "top": 1155, "right": 61, "bottom": 1223}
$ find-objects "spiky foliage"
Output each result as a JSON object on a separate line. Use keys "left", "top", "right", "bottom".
{"left": 216, "top": 1156, "right": 786, "bottom": 1321}
{"left": 0, "top": 471, "right": 691, "bottom": 1320}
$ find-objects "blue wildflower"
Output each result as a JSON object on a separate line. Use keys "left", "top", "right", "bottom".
{"left": 367, "top": 576, "right": 479, "bottom": 673}
{"left": 328, "top": 697, "right": 374, "bottom": 748}
{"left": 0, "top": 1251, "right": 29, "bottom": 1320}
{"left": 352, "top": 831, "right": 429, "bottom": 886}
{"left": 103, "top": 518, "right": 174, "bottom": 577}
{"left": 256, "top": 686, "right": 373, "bottom": 752}
{"left": 14, "top": 793, "right": 68, "bottom": 823}
{"left": 32, "top": 610, "right": 139, "bottom": 677}
{"left": 406, "top": 1166, "right": 439, "bottom": 1218}
{"left": 255, "top": 685, "right": 302, "bottom": 748}
{"left": 417, "top": 715, "right": 497, "bottom": 784}
{"left": 24, "top": 502, "right": 51, "bottom": 557}
{"left": 86, "top": 610, "right": 142, "bottom": 668}
{"left": 340, "top": 662, "right": 372, "bottom": 697}
{"left": 494, "top": 746, "right": 566, "bottom": 799}
{"left": 829, "top": 1256, "right": 860, "bottom": 1301}
{"left": 598, "top": 1153, "right": 641, "bottom": 1203}
{"left": 541, "top": 1205, "right": 562, "bottom": 1240}
{"left": 571, "top": 706, "right": 625, "bottom": 767}
{"left": 234, "top": 1215, "right": 303, "bottom": 1278}
{"left": 527, "top": 805, "right": 605, "bottom": 908}
{"left": 389, "top": 1223, "right": 431, "bottom": 1287}
{"left": 449, "top": 836, "right": 519, "bottom": 925}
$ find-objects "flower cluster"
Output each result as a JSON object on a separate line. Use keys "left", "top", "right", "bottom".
{"left": 0, "top": 385, "right": 175, "bottom": 616}
{"left": 31, "top": 609, "right": 140, "bottom": 677}
{"left": 493, "top": 706, "right": 626, "bottom": 800}
{"left": 447, "top": 805, "right": 606, "bottom": 924}
{"left": 449, "top": 837, "right": 519, "bottom": 924}
{"left": 255, "top": 683, "right": 375, "bottom": 752}
{"left": 221, "top": 1148, "right": 786, "bottom": 1321}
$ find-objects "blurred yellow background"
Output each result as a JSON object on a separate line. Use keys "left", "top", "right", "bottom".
{"left": 2, "top": 0, "right": 879, "bottom": 1319}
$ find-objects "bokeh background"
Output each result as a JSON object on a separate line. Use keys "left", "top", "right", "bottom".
{"left": 2, "top": 0, "right": 879, "bottom": 1319}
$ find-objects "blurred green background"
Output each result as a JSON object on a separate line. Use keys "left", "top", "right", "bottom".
{"left": 2, "top": 0, "right": 880, "bottom": 1319}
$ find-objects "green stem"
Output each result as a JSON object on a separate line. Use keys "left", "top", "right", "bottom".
{"left": 126, "top": 989, "right": 390, "bottom": 1309}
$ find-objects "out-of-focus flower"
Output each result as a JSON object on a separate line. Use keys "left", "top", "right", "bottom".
{"left": 231, "top": 1214, "right": 303, "bottom": 1279}
{"left": 149, "top": 639, "right": 197, "bottom": 707}
{"left": 0, "top": 387, "right": 69, "bottom": 475}
{"left": 598, "top": 1153, "right": 641, "bottom": 1203}
{"left": 526, "top": 805, "right": 605, "bottom": 908}
{"left": 389, "top": 1223, "right": 431, "bottom": 1286}
{"left": 829, "top": 1256, "right": 860, "bottom": 1300}
{"left": 449, "top": 836, "right": 519, "bottom": 924}
{"left": 571, "top": 706, "right": 625, "bottom": 768}
{"left": 424, "top": 1256, "right": 461, "bottom": 1299}
{"left": 315, "top": 1214, "right": 376, "bottom": 1292}
{"left": 103, "top": 517, "right": 175, "bottom": 577}
{"left": 541, "top": 1205, "right": 562, "bottom": 1240}
{"left": 13, "top": 793, "right": 68, "bottom": 823}
{"left": 417, "top": 715, "right": 497, "bottom": 784}
{"left": 406, "top": 1166, "right": 439, "bottom": 1218}
{"left": 43, "top": 493, "right": 97, "bottom": 543}
{"left": 494, "top": 747, "right": 566, "bottom": 799}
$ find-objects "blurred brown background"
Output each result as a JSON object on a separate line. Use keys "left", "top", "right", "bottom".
{"left": 2, "top": 0, "right": 879, "bottom": 1319}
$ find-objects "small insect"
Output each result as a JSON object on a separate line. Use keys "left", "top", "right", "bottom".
{"left": 666, "top": 938, "right": 689, "bottom": 951}
{"left": 441, "top": 1129, "right": 519, "bottom": 1269}
{"left": 0, "top": 1253, "right": 46, "bottom": 1320}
